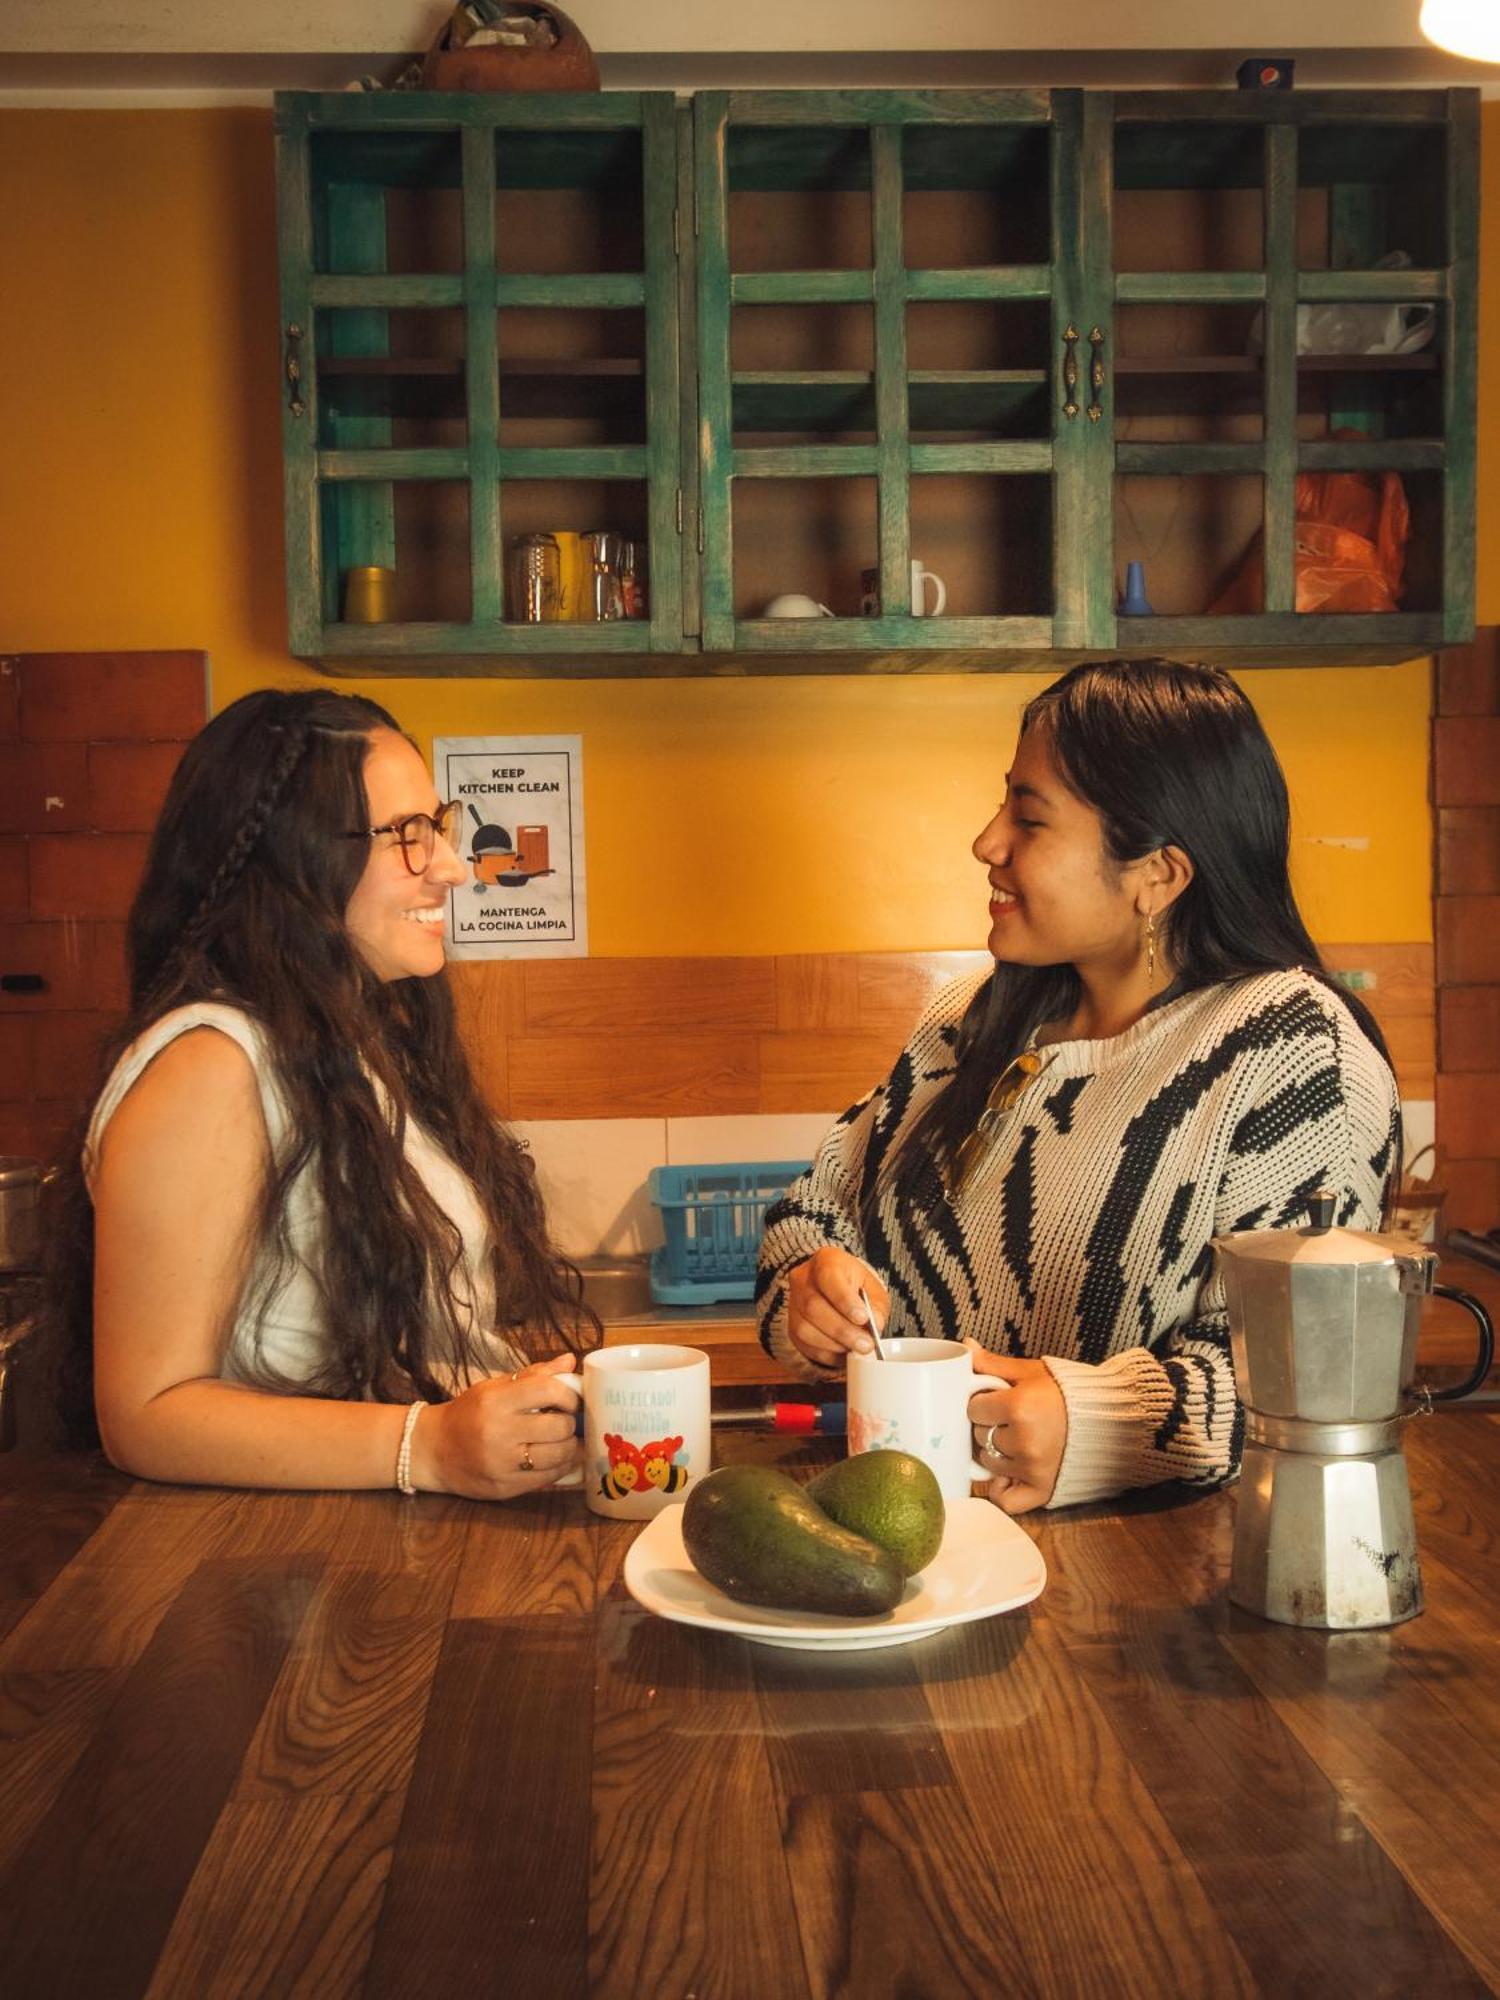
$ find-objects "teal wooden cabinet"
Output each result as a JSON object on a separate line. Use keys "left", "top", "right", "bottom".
{"left": 275, "top": 87, "right": 1477, "bottom": 672}
{"left": 692, "top": 89, "right": 1084, "bottom": 658}
{"left": 693, "top": 86, "right": 1477, "bottom": 665}
{"left": 275, "top": 91, "right": 684, "bottom": 666}
{"left": 1081, "top": 89, "right": 1477, "bottom": 661}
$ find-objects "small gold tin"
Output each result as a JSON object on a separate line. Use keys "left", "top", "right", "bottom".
{"left": 342, "top": 565, "right": 396, "bottom": 623}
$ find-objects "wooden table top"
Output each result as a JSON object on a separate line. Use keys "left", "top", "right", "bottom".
{"left": 2, "top": 1415, "right": 1499, "bottom": 1999}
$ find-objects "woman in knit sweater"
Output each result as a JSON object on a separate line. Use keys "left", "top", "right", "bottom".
{"left": 756, "top": 659, "right": 1400, "bottom": 1513}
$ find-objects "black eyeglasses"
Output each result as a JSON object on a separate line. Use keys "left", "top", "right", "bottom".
{"left": 345, "top": 800, "right": 464, "bottom": 876}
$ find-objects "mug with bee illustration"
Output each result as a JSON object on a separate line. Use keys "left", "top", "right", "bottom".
{"left": 583, "top": 1344, "right": 711, "bottom": 1519}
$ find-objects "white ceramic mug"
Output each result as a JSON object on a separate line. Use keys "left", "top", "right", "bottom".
{"left": 846, "top": 1338, "right": 989, "bottom": 1502}
{"left": 583, "top": 1344, "right": 711, "bottom": 1520}
{"left": 763, "top": 593, "right": 835, "bottom": 619}
{"left": 858, "top": 560, "right": 947, "bottom": 618}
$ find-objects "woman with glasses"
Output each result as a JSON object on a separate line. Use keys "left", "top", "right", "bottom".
{"left": 758, "top": 659, "right": 1401, "bottom": 1515}
{"left": 44, "top": 688, "right": 591, "bottom": 1499}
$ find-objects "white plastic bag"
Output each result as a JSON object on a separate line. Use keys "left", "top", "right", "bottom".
{"left": 1249, "top": 252, "right": 1437, "bottom": 357}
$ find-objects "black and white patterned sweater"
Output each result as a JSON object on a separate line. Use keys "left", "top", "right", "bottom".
{"left": 756, "top": 968, "right": 1400, "bottom": 1508}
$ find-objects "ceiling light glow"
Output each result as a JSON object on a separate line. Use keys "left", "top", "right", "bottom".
{"left": 1420, "top": 0, "right": 1500, "bottom": 61}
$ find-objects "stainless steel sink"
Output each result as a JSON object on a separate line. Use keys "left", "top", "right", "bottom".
{"left": 577, "top": 1258, "right": 655, "bottom": 1324}
{"left": 576, "top": 1256, "right": 755, "bottom": 1327}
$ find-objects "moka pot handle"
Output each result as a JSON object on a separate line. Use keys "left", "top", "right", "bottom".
{"left": 1423, "top": 1285, "right": 1495, "bottom": 1402}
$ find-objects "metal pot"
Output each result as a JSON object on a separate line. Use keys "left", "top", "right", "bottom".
{"left": 0, "top": 1159, "right": 43, "bottom": 1274}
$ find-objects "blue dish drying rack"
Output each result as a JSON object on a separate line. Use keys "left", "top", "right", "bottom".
{"left": 647, "top": 1159, "right": 812, "bottom": 1306}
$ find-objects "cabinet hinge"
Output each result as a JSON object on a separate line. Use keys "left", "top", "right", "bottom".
{"left": 697, "top": 506, "right": 704, "bottom": 554}
{"left": 675, "top": 487, "right": 683, "bottom": 535}
{"left": 673, "top": 206, "right": 680, "bottom": 256}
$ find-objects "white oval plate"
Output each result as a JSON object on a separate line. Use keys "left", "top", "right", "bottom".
{"left": 622, "top": 1496, "right": 1046, "bottom": 1650}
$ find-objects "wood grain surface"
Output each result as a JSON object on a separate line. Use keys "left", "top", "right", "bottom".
{"left": 447, "top": 944, "right": 1433, "bottom": 1120}
{"left": 2, "top": 1417, "right": 1497, "bottom": 1999}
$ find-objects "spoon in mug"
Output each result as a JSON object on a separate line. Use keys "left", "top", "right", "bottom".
{"left": 857, "top": 1285, "right": 888, "bottom": 1361}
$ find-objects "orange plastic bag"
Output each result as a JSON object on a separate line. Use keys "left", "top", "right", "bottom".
{"left": 1211, "top": 451, "right": 1410, "bottom": 615}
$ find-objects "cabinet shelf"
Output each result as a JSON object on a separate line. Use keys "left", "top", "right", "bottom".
{"left": 731, "top": 370, "right": 1048, "bottom": 434}
{"left": 317, "top": 355, "right": 645, "bottom": 421}
{"left": 315, "top": 352, "right": 1438, "bottom": 427}
{"left": 1113, "top": 350, "right": 1442, "bottom": 422}
{"left": 724, "top": 113, "right": 1050, "bottom": 194}
{"left": 1113, "top": 353, "right": 1440, "bottom": 376}
{"left": 308, "top": 117, "right": 645, "bottom": 193}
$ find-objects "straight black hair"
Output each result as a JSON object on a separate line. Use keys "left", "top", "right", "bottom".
{"left": 873, "top": 658, "right": 1397, "bottom": 1221}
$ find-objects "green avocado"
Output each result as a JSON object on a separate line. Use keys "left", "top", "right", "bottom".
{"left": 681, "top": 1465, "right": 905, "bottom": 1617}
{"left": 807, "top": 1450, "right": 946, "bottom": 1579}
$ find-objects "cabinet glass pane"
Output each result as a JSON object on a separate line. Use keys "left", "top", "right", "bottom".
{"left": 726, "top": 128, "right": 872, "bottom": 270}
{"left": 493, "top": 128, "right": 644, "bottom": 273}
{"left": 1114, "top": 123, "right": 1265, "bottom": 273}
{"left": 496, "top": 308, "right": 647, "bottom": 445}
{"left": 1296, "top": 123, "right": 1448, "bottom": 271}
{"left": 1113, "top": 304, "right": 1264, "bottom": 444}
{"left": 499, "top": 480, "right": 650, "bottom": 626}
{"left": 1294, "top": 346, "right": 1443, "bottom": 446}
{"left": 1292, "top": 120, "right": 1448, "bottom": 460}
{"left": 1281, "top": 465, "right": 1441, "bottom": 618}
{"left": 731, "top": 304, "right": 875, "bottom": 444}
{"left": 321, "top": 481, "right": 471, "bottom": 626}
{"left": 310, "top": 131, "right": 463, "bottom": 275}
{"left": 909, "top": 475, "right": 1052, "bottom": 617}
{"left": 1114, "top": 474, "right": 1264, "bottom": 616}
{"left": 901, "top": 123, "right": 1051, "bottom": 267}
{"left": 907, "top": 302, "right": 1051, "bottom": 440}
{"left": 731, "top": 476, "right": 877, "bottom": 621}
{"left": 317, "top": 307, "right": 466, "bottom": 452}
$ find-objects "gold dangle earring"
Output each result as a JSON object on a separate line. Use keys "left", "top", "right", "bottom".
{"left": 1144, "top": 912, "right": 1157, "bottom": 980}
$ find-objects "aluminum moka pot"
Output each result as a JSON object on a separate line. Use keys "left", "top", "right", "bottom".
{"left": 1215, "top": 1191, "right": 1493, "bottom": 1630}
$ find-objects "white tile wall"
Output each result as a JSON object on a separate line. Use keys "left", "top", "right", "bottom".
{"left": 1400, "top": 1098, "right": 1435, "bottom": 1173}
{"left": 515, "top": 1111, "right": 835, "bottom": 1258}
{"left": 1397, "top": 1098, "right": 1438, "bottom": 1241}
{"left": 666, "top": 1113, "right": 836, "bottom": 1169}
{"left": 512, "top": 1118, "right": 666, "bottom": 1259}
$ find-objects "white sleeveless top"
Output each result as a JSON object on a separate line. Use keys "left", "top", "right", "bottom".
{"left": 84, "top": 1002, "right": 516, "bottom": 1391}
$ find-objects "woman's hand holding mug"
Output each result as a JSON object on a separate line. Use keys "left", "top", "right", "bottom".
{"left": 412, "top": 1353, "right": 583, "bottom": 1501}
{"left": 964, "top": 1342, "right": 1067, "bottom": 1515}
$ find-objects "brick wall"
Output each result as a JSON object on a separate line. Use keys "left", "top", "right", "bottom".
{"left": 1435, "top": 630, "right": 1500, "bottom": 1231}
{"left": 0, "top": 652, "right": 207, "bottom": 1163}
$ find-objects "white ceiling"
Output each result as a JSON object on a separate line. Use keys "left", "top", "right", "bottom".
{"left": 3, "top": 0, "right": 1498, "bottom": 100}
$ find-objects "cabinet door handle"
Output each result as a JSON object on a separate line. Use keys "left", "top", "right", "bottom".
{"left": 1088, "top": 327, "right": 1106, "bottom": 423}
{"left": 285, "top": 323, "right": 306, "bottom": 419}
{"left": 1062, "top": 324, "right": 1080, "bottom": 420}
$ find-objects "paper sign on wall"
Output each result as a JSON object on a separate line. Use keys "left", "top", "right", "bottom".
{"left": 435, "top": 734, "right": 586, "bottom": 959}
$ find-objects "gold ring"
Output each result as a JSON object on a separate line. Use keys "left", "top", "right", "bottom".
{"left": 519, "top": 1445, "right": 535, "bottom": 1473}
{"left": 509, "top": 1368, "right": 521, "bottom": 1381}
{"left": 981, "top": 1422, "right": 1007, "bottom": 1460}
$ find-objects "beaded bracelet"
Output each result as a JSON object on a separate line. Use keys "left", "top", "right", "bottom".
{"left": 395, "top": 1401, "right": 426, "bottom": 1497}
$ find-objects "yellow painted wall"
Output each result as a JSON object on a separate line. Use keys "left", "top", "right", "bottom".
{"left": 2, "top": 104, "right": 1472, "bottom": 956}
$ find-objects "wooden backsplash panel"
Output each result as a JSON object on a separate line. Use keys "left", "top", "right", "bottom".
{"left": 510, "top": 1029, "right": 761, "bottom": 1120}
{"left": 452, "top": 944, "right": 1434, "bottom": 1123}
{"left": 522, "top": 956, "right": 777, "bottom": 1035}
{"left": 0, "top": 650, "right": 207, "bottom": 1165}
{"left": 1427, "top": 630, "right": 1498, "bottom": 1232}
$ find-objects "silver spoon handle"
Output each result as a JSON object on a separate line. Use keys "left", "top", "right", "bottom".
{"left": 857, "top": 1284, "right": 887, "bottom": 1361}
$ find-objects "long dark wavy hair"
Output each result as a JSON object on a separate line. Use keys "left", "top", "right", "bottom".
{"left": 873, "top": 658, "right": 1397, "bottom": 1223}
{"left": 44, "top": 687, "right": 598, "bottom": 1443}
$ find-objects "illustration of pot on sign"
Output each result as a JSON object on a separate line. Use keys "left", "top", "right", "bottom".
{"left": 467, "top": 804, "right": 557, "bottom": 893}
